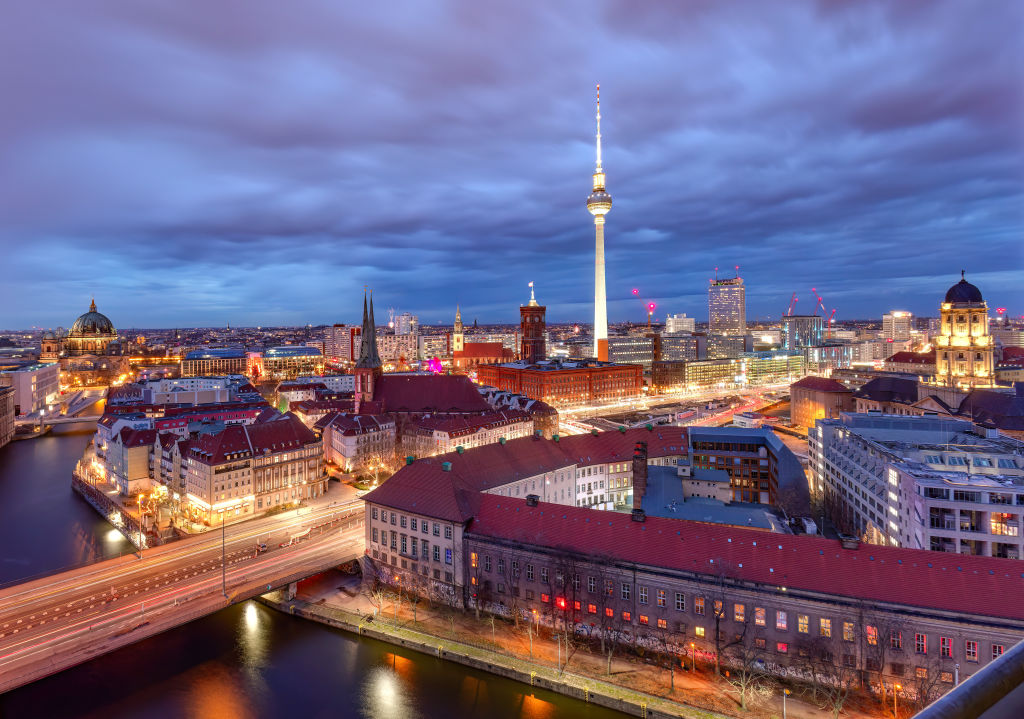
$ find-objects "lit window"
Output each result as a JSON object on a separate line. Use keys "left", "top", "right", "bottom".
{"left": 798, "top": 615, "right": 809, "bottom": 634}
{"left": 694, "top": 597, "right": 705, "bottom": 615}
{"left": 966, "top": 641, "right": 978, "bottom": 662}
{"left": 843, "top": 622, "right": 855, "bottom": 642}
{"left": 754, "top": 607, "right": 766, "bottom": 626}
{"left": 777, "top": 642, "right": 788, "bottom": 653}
{"left": 776, "top": 611, "right": 788, "bottom": 631}
{"left": 820, "top": 618, "right": 832, "bottom": 638}
{"left": 867, "top": 626, "right": 878, "bottom": 646}
{"left": 916, "top": 633, "right": 927, "bottom": 654}
{"left": 622, "top": 611, "right": 631, "bottom": 622}
{"left": 695, "top": 626, "right": 705, "bottom": 637}
{"left": 940, "top": 637, "right": 952, "bottom": 658}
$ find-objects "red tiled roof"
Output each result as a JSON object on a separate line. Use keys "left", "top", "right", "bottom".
{"left": 117, "top": 427, "right": 157, "bottom": 448}
{"left": 363, "top": 462, "right": 481, "bottom": 523}
{"left": 291, "top": 399, "right": 355, "bottom": 414}
{"left": 325, "top": 413, "right": 394, "bottom": 435}
{"left": 885, "top": 351, "right": 936, "bottom": 365}
{"left": 467, "top": 495, "right": 1024, "bottom": 622}
{"left": 365, "top": 426, "right": 688, "bottom": 520}
{"left": 790, "top": 376, "right": 850, "bottom": 393}
{"left": 374, "top": 374, "right": 492, "bottom": 413}
{"left": 277, "top": 382, "right": 327, "bottom": 393}
{"left": 412, "top": 409, "right": 531, "bottom": 437}
{"left": 455, "top": 342, "right": 513, "bottom": 360}
{"left": 189, "top": 413, "right": 318, "bottom": 465}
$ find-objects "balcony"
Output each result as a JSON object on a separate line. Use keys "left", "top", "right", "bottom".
{"left": 929, "top": 517, "right": 956, "bottom": 531}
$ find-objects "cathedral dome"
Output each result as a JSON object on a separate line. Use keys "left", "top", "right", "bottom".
{"left": 944, "top": 275, "right": 984, "bottom": 305}
{"left": 70, "top": 299, "right": 115, "bottom": 336}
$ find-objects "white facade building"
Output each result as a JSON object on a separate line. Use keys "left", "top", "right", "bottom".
{"left": 811, "top": 412, "right": 1024, "bottom": 558}
{"left": 882, "top": 311, "right": 913, "bottom": 342}
{"left": 0, "top": 362, "right": 60, "bottom": 415}
{"left": 665, "top": 313, "right": 696, "bottom": 334}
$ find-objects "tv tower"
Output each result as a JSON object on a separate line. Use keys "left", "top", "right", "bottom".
{"left": 587, "top": 84, "right": 612, "bottom": 361}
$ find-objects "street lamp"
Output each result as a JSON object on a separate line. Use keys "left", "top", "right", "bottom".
{"left": 783, "top": 688, "right": 790, "bottom": 719}
{"left": 893, "top": 683, "right": 901, "bottom": 719}
{"left": 690, "top": 642, "right": 695, "bottom": 672}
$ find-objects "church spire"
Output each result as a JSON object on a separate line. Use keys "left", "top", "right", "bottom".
{"left": 356, "top": 290, "right": 382, "bottom": 369}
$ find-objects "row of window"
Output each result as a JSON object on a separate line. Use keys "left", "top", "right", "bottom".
{"left": 371, "top": 507, "right": 453, "bottom": 538}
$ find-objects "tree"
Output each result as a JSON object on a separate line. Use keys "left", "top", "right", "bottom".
{"left": 708, "top": 560, "right": 746, "bottom": 676}
{"left": 796, "top": 637, "right": 859, "bottom": 719}
{"left": 908, "top": 653, "right": 953, "bottom": 714}
{"left": 724, "top": 633, "right": 775, "bottom": 712}
{"left": 653, "top": 620, "right": 680, "bottom": 694}
{"left": 498, "top": 551, "right": 525, "bottom": 629}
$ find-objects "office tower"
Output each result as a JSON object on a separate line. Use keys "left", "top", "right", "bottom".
{"left": 665, "top": 313, "right": 696, "bottom": 334}
{"left": 882, "top": 311, "right": 913, "bottom": 342}
{"left": 708, "top": 277, "right": 746, "bottom": 336}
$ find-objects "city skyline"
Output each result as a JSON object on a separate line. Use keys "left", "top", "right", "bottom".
{"left": 2, "top": 1, "right": 1022, "bottom": 328}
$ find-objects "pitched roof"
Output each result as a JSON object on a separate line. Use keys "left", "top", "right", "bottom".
{"left": 957, "top": 387, "right": 1024, "bottom": 431}
{"left": 455, "top": 342, "right": 512, "bottom": 360}
{"left": 374, "top": 374, "right": 492, "bottom": 413}
{"left": 467, "top": 495, "right": 1024, "bottom": 622}
{"left": 854, "top": 376, "right": 919, "bottom": 404}
{"left": 365, "top": 426, "right": 689, "bottom": 520}
{"left": 411, "top": 409, "right": 531, "bottom": 436}
{"left": 188, "top": 413, "right": 318, "bottom": 465}
{"left": 117, "top": 427, "right": 157, "bottom": 448}
{"left": 884, "top": 351, "right": 936, "bottom": 365}
{"left": 365, "top": 463, "right": 481, "bottom": 523}
{"left": 790, "top": 376, "right": 850, "bottom": 393}
{"left": 325, "top": 413, "right": 394, "bottom": 435}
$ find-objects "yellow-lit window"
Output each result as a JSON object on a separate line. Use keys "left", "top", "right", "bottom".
{"left": 798, "top": 615, "right": 809, "bottom": 634}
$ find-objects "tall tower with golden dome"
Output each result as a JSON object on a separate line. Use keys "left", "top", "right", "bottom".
{"left": 587, "top": 84, "right": 612, "bottom": 361}
{"left": 934, "top": 271, "right": 995, "bottom": 388}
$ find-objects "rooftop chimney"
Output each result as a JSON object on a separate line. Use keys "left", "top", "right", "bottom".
{"left": 441, "top": 461, "right": 452, "bottom": 472}
{"left": 631, "top": 508, "right": 646, "bottom": 522}
{"left": 526, "top": 494, "right": 539, "bottom": 507}
{"left": 405, "top": 455, "right": 415, "bottom": 466}
{"left": 632, "top": 441, "right": 649, "bottom": 511}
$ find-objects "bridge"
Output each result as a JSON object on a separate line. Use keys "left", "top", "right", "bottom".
{"left": 14, "top": 390, "right": 105, "bottom": 428}
{"left": 0, "top": 500, "right": 365, "bottom": 693}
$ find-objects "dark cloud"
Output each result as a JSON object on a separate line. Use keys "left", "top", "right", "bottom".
{"left": 0, "top": 0, "right": 1021, "bottom": 329}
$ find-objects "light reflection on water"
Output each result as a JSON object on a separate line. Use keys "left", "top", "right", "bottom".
{"left": 0, "top": 423, "right": 627, "bottom": 719}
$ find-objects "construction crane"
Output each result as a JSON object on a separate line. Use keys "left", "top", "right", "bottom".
{"left": 811, "top": 287, "right": 837, "bottom": 339}
{"left": 785, "top": 293, "right": 798, "bottom": 317}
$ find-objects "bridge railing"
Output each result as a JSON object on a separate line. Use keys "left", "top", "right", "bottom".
{"left": 913, "top": 639, "right": 1024, "bottom": 719}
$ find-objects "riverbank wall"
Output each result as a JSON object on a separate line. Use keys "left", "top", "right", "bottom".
{"left": 258, "top": 594, "right": 723, "bottom": 719}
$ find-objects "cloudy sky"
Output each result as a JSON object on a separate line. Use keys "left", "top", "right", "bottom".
{"left": 2, "top": 1, "right": 1021, "bottom": 329}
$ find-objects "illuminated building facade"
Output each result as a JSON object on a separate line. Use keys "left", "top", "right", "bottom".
{"left": 650, "top": 358, "right": 744, "bottom": 393}
{"left": 587, "top": 85, "right": 611, "bottom": 361}
{"left": 453, "top": 306, "right": 465, "bottom": 354}
{"left": 477, "top": 359, "right": 641, "bottom": 407}
{"left": 934, "top": 273, "right": 994, "bottom": 388}
{"left": 665, "top": 313, "right": 696, "bottom": 334}
{"left": 782, "top": 315, "right": 824, "bottom": 349}
{"left": 882, "top": 311, "right": 913, "bottom": 342}
{"left": 708, "top": 277, "right": 746, "bottom": 336}
{"left": 0, "top": 387, "right": 14, "bottom": 449}
{"left": 63, "top": 299, "right": 118, "bottom": 357}
{"left": 260, "top": 346, "right": 325, "bottom": 381}
{"left": 180, "top": 348, "right": 247, "bottom": 377}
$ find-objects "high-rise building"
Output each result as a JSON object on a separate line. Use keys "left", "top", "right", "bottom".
{"left": 781, "top": 315, "right": 823, "bottom": 349}
{"left": 586, "top": 85, "right": 612, "bottom": 361}
{"left": 665, "top": 313, "right": 696, "bottom": 334}
{"left": 708, "top": 277, "right": 746, "bottom": 336}
{"left": 608, "top": 335, "right": 656, "bottom": 371}
{"left": 324, "top": 324, "right": 361, "bottom": 363}
{"left": 882, "top": 311, "right": 913, "bottom": 342}
{"left": 660, "top": 333, "right": 705, "bottom": 361}
{"left": 519, "top": 283, "right": 546, "bottom": 364}
{"left": 394, "top": 312, "right": 418, "bottom": 336}
{"left": 934, "top": 272, "right": 995, "bottom": 388}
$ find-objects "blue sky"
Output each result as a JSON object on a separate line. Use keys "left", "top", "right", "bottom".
{"left": 1, "top": 1, "right": 1021, "bottom": 329}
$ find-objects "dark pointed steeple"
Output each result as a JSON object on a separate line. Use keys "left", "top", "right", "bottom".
{"left": 356, "top": 290, "right": 382, "bottom": 369}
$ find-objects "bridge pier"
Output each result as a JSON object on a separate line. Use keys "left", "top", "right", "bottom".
{"left": 285, "top": 582, "right": 297, "bottom": 600}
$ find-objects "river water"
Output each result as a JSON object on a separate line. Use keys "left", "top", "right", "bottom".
{"left": 0, "top": 421, "right": 625, "bottom": 718}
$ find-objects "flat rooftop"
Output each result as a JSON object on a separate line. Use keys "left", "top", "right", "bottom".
{"left": 640, "top": 466, "right": 790, "bottom": 532}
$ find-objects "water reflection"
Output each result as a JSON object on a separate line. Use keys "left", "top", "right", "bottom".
{"left": 362, "top": 665, "right": 419, "bottom": 719}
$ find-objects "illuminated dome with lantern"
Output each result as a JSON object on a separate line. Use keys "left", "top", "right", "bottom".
{"left": 64, "top": 298, "right": 119, "bottom": 357}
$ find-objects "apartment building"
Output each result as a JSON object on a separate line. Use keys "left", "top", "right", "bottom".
{"left": 320, "top": 413, "right": 396, "bottom": 473}
{"left": 401, "top": 409, "right": 533, "bottom": 458}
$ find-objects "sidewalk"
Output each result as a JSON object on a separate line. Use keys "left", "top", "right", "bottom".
{"left": 279, "top": 571, "right": 887, "bottom": 719}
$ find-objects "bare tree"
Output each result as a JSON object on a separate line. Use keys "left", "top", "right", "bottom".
{"left": 653, "top": 620, "right": 680, "bottom": 694}
{"left": 708, "top": 561, "right": 746, "bottom": 676}
{"left": 909, "top": 653, "right": 953, "bottom": 714}
{"left": 498, "top": 552, "right": 525, "bottom": 629}
{"left": 724, "top": 633, "right": 775, "bottom": 712}
{"left": 797, "top": 637, "right": 859, "bottom": 719}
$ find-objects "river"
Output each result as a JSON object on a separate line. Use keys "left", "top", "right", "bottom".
{"left": 0, "top": 420, "right": 626, "bottom": 718}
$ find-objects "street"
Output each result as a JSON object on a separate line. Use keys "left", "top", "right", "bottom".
{"left": 0, "top": 499, "right": 366, "bottom": 693}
